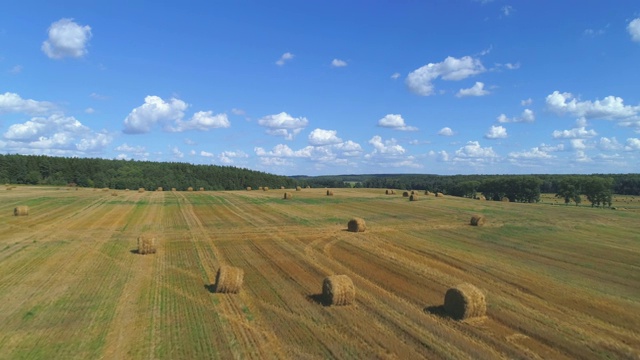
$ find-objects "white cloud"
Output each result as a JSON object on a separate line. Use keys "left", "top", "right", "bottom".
{"left": 200, "top": 150, "right": 214, "bottom": 157}
{"left": 501, "top": 5, "right": 514, "bottom": 16}
{"left": 438, "top": 127, "right": 454, "bottom": 136}
{"left": 184, "top": 138, "right": 196, "bottom": 145}
{"left": 84, "top": 107, "right": 95, "bottom": 114}
{"left": 3, "top": 114, "right": 111, "bottom": 153}
{"left": 546, "top": 91, "right": 640, "bottom": 120}
{"left": 41, "top": 18, "right": 92, "bottom": 59}
{"left": 331, "top": 59, "right": 348, "bottom": 67}
{"left": 508, "top": 147, "right": 553, "bottom": 159}
{"left": 219, "top": 150, "right": 248, "bottom": 164}
{"left": 628, "top": 18, "right": 640, "bottom": 42}
{"left": 254, "top": 144, "right": 311, "bottom": 158}
{"left": 570, "top": 139, "right": 587, "bottom": 150}
{"left": 0, "top": 92, "right": 56, "bottom": 115}
{"left": 504, "top": 62, "right": 520, "bottom": 70}
{"left": 429, "top": 150, "right": 450, "bottom": 162}
{"left": 170, "top": 110, "right": 230, "bottom": 132}
{"left": 308, "top": 128, "right": 342, "bottom": 146}
{"left": 334, "top": 140, "right": 363, "bottom": 157}
{"left": 521, "top": 98, "right": 533, "bottom": 106}
{"left": 172, "top": 146, "right": 184, "bottom": 158}
{"left": 391, "top": 72, "right": 401, "bottom": 80}
{"left": 406, "top": 56, "right": 486, "bottom": 96}
{"left": 115, "top": 143, "right": 148, "bottom": 157}
{"left": 231, "top": 108, "right": 245, "bottom": 116}
{"left": 454, "top": 141, "right": 498, "bottom": 159}
{"left": 9, "top": 65, "right": 23, "bottom": 74}
{"left": 377, "top": 114, "right": 418, "bottom": 131}
{"left": 276, "top": 52, "right": 294, "bottom": 66}
{"left": 484, "top": 125, "right": 508, "bottom": 139}
{"left": 497, "top": 109, "right": 535, "bottom": 123}
{"left": 625, "top": 138, "right": 640, "bottom": 151}
{"left": 90, "top": 92, "right": 108, "bottom": 100}
{"left": 540, "top": 143, "right": 565, "bottom": 152}
{"left": 552, "top": 126, "right": 597, "bottom": 139}
{"left": 123, "top": 96, "right": 188, "bottom": 134}
{"left": 368, "top": 135, "right": 405, "bottom": 156}
{"left": 598, "top": 137, "right": 622, "bottom": 151}
{"left": 574, "top": 150, "right": 591, "bottom": 162}
{"left": 258, "top": 112, "right": 308, "bottom": 140}
{"left": 456, "top": 82, "right": 489, "bottom": 97}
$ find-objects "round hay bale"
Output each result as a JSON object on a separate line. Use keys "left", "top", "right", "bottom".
{"left": 187, "top": 187, "right": 194, "bottom": 191}
{"left": 125, "top": 188, "right": 130, "bottom": 191}
{"left": 14, "top": 206, "right": 29, "bottom": 216}
{"left": 410, "top": 194, "right": 419, "bottom": 201}
{"left": 444, "top": 283, "right": 486, "bottom": 320}
{"left": 102, "top": 188, "right": 109, "bottom": 192}
{"left": 385, "top": 189, "right": 391, "bottom": 195}
{"left": 436, "top": 192, "right": 444, "bottom": 197}
{"left": 214, "top": 265, "right": 244, "bottom": 294}
{"left": 322, "top": 275, "right": 355, "bottom": 306}
{"left": 246, "top": 186, "right": 252, "bottom": 191}
{"left": 501, "top": 197, "right": 510, "bottom": 202}
{"left": 263, "top": 187, "right": 269, "bottom": 191}
{"left": 199, "top": 187, "right": 205, "bottom": 191}
{"left": 171, "top": 188, "right": 176, "bottom": 191}
{"left": 411, "top": 190, "right": 416, "bottom": 195}
{"left": 326, "top": 190, "right": 334, "bottom": 196}
{"left": 138, "top": 188, "right": 145, "bottom": 193}
{"left": 402, "top": 191, "right": 409, "bottom": 197}
{"left": 306, "top": 186, "right": 311, "bottom": 189}
{"left": 137, "top": 235, "right": 156, "bottom": 255}
{"left": 258, "top": 186, "right": 263, "bottom": 191}
{"left": 283, "top": 192, "right": 292, "bottom": 199}
{"left": 470, "top": 215, "right": 485, "bottom": 226}
{"left": 296, "top": 186, "right": 302, "bottom": 191}
{"left": 425, "top": 191, "right": 433, "bottom": 196}
{"left": 111, "top": 192, "right": 118, "bottom": 196}
{"left": 347, "top": 218, "right": 366, "bottom": 232}
{"left": 280, "top": 186, "right": 285, "bottom": 189}
{"left": 157, "top": 187, "right": 163, "bottom": 191}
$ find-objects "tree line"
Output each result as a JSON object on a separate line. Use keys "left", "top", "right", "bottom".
{"left": 0, "top": 154, "right": 297, "bottom": 191}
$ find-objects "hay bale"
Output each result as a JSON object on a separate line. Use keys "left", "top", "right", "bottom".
{"left": 280, "top": 186, "right": 285, "bottom": 189}
{"left": 258, "top": 186, "right": 263, "bottom": 191}
{"left": 125, "top": 188, "right": 130, "bottom": 191}
{"left": 501, "top": 197, "right": 510, "bottom": 202}
{"left": 14, "top": 206, "right": 29, "bottom": 216}
{"left": 411, "top": 190, "right": 416, "bottom": 195}
{"left": 157, "top": 187, "right": 163, "bottom": 191}
{"left": 102, "top": 188, "right": 109, "bottom": 192}
{"left": 322, "top": 275, "right": 355, "bottom": 306}
{"left": 199, "top": 187, "right": 205, "bottom": 191}
{"left": 187, "top": 187, "right": 194, "bottom": 191}
{"left": 326, "top": 190, "right": 334, "bottom": 196}
{"left": 470, "top": 215, "right": 485, "bottom": 226}
{"left": 385, "top": 189, "right": 392, "bottom": 195}
{"left": 111, "top": 192, "right": 118, "bottom": 196}
{"left": 347, "top": 218, "right": 366, "bottom": 232}
{"left": 436, "top": 192, "right": 444, "bottom": 197}
{"left": 138, "top": 188, "right": 145, "bottom": 193}
{"left": 246, "top": 186, "right": 252, "bottom": 191}
{"left": 171, "top": 188, "right": 176, "bottom": 191}
{"left": 137, "top": 235, "right": 156, "bottom": 255}
{"left": 263, "top": 187, "right": 269, "bottom": 191}
{"left": 402, "top": 191, "right": 409, "bottom": 197}
{"left": 444, "top": 283, "right": 486, "bottom": 320}
{"left": 296, "top": 186, "right": 302, "bottom": 191}
{"left": 283, "top": 192, "right": 292, "bottom": 199}
{"left": 214, "top": 265, "right": 244, "bottom": 294}
{"left": 410, "top": 194, "right": 419, "bottom": 201}
{"left": 425, "top": 191, "right": 433, "bottom": 196}
{"left": 306, "top": 186, "right": 311, "bottom": 189}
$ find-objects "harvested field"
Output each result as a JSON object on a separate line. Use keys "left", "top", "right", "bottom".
{"left": 0, "top": 186, "right": 639, "bottom": 359}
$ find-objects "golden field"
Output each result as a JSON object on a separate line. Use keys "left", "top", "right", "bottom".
{"left": 0, "top": 186, "right": 639, "bottom": 359}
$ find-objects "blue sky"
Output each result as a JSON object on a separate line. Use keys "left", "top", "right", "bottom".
{"left": 1, "top": 1, "right": 640, "bottom": 176}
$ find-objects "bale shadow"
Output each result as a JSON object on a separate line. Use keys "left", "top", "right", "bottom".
{"left": 204, "top": 284, "right": 217, "bottom": 293}
{"left": 307, "top": 293, "right": 329, "bottom": 306}
{"left": 129, "top": 249, "right": 139, "bottom": 255}
{"left": 424, "top": 305, "right": 449, "bottom": 319}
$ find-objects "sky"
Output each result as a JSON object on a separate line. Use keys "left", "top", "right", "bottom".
{"left": 1, "top": 1, "right": 640, "bottom": 176}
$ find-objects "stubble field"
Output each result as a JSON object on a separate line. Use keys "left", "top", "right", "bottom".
{"left": 0, "top": 186, "right": 639, "bottom": 359}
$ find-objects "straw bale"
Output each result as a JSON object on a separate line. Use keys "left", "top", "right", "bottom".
{"left": 214, "top": 265, "right": 244, "bottom": 294}
{"left": 322, "top": 275, "right": 355, "bottom": 306}
{"left": 444, "top": 283, "right": 486, "bottom": 320}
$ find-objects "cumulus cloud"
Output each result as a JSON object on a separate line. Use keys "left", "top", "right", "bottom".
{"left": 115, "top": 143, "right": 148, "bottom": 157}
{"left": 170, "top": 111, "right": 230, "bottom": 132}
{"left": 3, "top": 114, "right": 111, "bottom": 153}
{"left": 540, "top": 143, "right": 565, "bottom": 152}
{"left": 438, "top": 127, "right": 454, "bottom": 136}
{"left": 501, "top": 5, "right": 514, "bottom": 16}
{"left": 258, "top": 112, "right": 308, "bottom": 140}
{"left": 454, "top": 141, "right": 498, "bottom": 159}
{"left": 508, "top": 147, "right": 553, "bottom": 159}
{"left": 334, "top": 140, "right": 363, "bottom": 157}
{"left": 219, "top": 150, "right": 248, "bottom": 164}
{"left": 172, "top": 146, "right": 184, "bottom": 158}
{"left": 625, "top": 138, "right": 640, "bottom": 151}
{"left": 391, "top": 72, "right": 401, "bottom": 80}
{"left": 308, "top": 128, "right": 342, "bottom": 146}
{"left": 628, "top": 18, "right": 640, "bottom": 42}
{"left": 276, "top": 52, "right": 294, "bottom": 66}
{"left": 406, "top": 56, "right": 486, "bottom": 96}
{"left": 42, "top": 18, "right": 92, "bottom": 59}
{"left": 546, "top": 91, "right": 640, "bottom": 120}
{"left": 497, "top": 109, "right": 535, "bottom": 123}
{"left": 123, "top": 96, "right": 188, "bottom": 134}
{"left": 368, "top": 135, "right": 405, "bottom": 156}
{"left": 521, "top": 98, "right": 533, "bottom": 106}
{"left": 552, "top": 126, "right": 597, "bottom": 139}
{"left": 377, "top": 114, "right": 418, "bottom": 131}
{"left": 331, "top": 59, "right": 348, "bottom": 67}
{"left": 0, "top": 92, "right": 56, "bottom": 115}
{"left": 484, "top": 125, "right": 508, "bottom": 139}
{"left": 456, "top": 82, "right": 489, "bottom": 97}
{"left": 599, "top": 137, "right": 622, "bottom": 151}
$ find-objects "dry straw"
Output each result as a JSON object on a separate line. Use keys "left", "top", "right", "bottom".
{"left": 436, "top": 192, "right": 444, "bottom": 197}
{"left": 102, "top": 188, "right": 109, "bottom": 192}
{"left": 171, "top": 188, "right": 177, "bottom": 191}
{"left": 214, "top": 265, "right": 244, "bottom": 294}
{"left": 470, "top": 215, "right": 485, "bottom": 226}
{"left": 199, "top": 187, "right": 205, "bottom": 191}
{"left": 246, "top": 186, "right": 252, "bottom": 191}
{"left": 138, "top": 188, "right": 145, "bottom": 193}
{"left": 280, "top": 186, "right": 285, "bottom": 189}
{"left": 263, "top": 187, "right": 269, "bottom": 191}
{"left": 157, "top": 187, "right": 163, "bottom": 191}
{"left": 137, "top": 235, "right": 157, "bottom": 255}
{"left": 258, "top": 186, "right": 264, "bottom": 191}
{"left": 283, "top": 192, "right": 292, "bottom": 199}
{"left": 347, "top": 218, "right": 366, "bottom": 232}
{"left": 444, "top": 283, "right": 486, "bottom": 320}
{"left": 425, "top": 191, "right": 433, "bottom": 196}
{"left": 296, "top": 186, "right": 302, "bottom": 191}
{"left": 501, "top": 197, "right": 509, "bottom": 202}
{"left": 111, "top": 192, "right": 118, "bottom": 196}
{"left": 187, "top": 187, "right": 194, "bottom": 191}
{"left": 326, "top": 190, "right": 334, "bottom": 196}
{"left": 322, "top": 275, "right": 355, "bottom": 306}
{"left": 14, "top": 206, "right": 29, "bottom": 216}
{"left": 410, "top": 194, "right": 419, "bottom": 201}
{"left": 402, "top": 191, "right": 409, "bottom": 197}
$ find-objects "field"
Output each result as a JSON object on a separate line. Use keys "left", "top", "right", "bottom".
{"left": 1, "top": 186, "right": 639, "bottom": 359}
